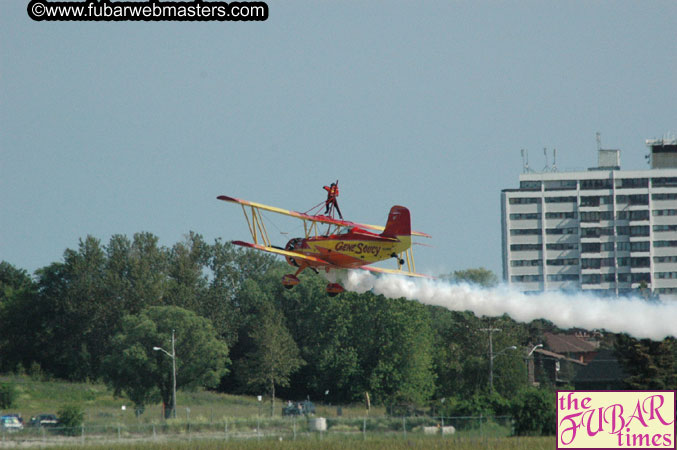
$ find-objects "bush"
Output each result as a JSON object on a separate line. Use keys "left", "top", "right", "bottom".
{"left": 57, "top": 404, "right": 84, "bottom": 436}
{"left": 511, "top": 387, "right": 556, "bottom": 436}
{"left": 0, "top": 382, "right": 16, "bottom": 409}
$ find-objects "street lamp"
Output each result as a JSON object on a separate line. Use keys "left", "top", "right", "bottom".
{"left": 528, "top": 344, "right": 543, "bottom": 358}
{"left": 489, "top": 345, "right": 517, "bottom": 391}
{"left": 153, "top": 329, "right": 177, "bottom": 419}
{"left": 526, "top": 344, "right": 543, "bottom": 385}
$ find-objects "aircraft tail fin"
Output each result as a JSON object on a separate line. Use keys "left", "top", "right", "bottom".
{"left": 381, "top": 206, "right": 411, "bottom": 238}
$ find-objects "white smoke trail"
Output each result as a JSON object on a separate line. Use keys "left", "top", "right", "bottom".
{"left": 340, "top": 271, "right": 677, "bottom": 341}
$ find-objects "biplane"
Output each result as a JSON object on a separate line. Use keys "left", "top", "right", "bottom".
{"left": 217, "top": 195, "right": 431, "bottom": 296}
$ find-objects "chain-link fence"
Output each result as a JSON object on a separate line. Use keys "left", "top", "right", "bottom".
{"left": 0, "top": 415, "right": 513, "bottom": 446}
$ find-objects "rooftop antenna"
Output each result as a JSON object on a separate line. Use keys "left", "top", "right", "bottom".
{"left": 596, "top": 132, "right": 602, "bottom": 151}
{"left": 552, "top": 148, "right": 558, "bottom": 172}
{"left": 542, "top": 147, "right": 549, "bottom": 172}
{"left": 521, "top": 149, "right": 531, "bottom": 173}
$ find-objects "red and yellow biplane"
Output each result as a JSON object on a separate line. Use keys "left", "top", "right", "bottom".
{"left": 217, "top": 195, "right": 431, "bottom": 296}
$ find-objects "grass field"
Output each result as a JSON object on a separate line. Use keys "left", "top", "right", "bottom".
{"left": 1, "top": 374, "right": 383, "bottom": 427}
{"left": 0, "top": 375, "right": 554, "bottom": 449}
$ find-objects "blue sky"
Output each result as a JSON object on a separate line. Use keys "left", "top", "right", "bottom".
{"left": 2, "top": 1, "right": 676, "bottom": 277}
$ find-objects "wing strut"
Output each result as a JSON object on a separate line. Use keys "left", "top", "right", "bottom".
{"left": 241, "top": 204, "right": 272, "bottom": 247}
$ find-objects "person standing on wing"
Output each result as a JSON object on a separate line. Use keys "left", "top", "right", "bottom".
{"left": 323, "top": 182, "right": 343, "bottom": 219}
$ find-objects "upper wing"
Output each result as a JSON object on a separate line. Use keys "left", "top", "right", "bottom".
{"left": 361, "top": 265, "right": 434, "bottom": 279}
{"left": 231, "top": 240, "right": 331, "bottom": 265}
{"left": 217, "top": 195, "right": 431, "bottom": 238}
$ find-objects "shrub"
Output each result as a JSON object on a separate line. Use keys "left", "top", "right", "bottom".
{"left": 511, "top": 387, "right": 556, "bottom": 436}
{"left": 0, "top": 382, "right": 16, "bottom": 409}
{"left": 57, "top": 404, "right": 84, "bottom": 436}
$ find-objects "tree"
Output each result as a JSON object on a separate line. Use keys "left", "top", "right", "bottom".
{"left": 615, "top": 334, "right": 676, "bottom": 389}
{"left": 0, "top": 262, "right": 39, "bottom": 373}
{"left": 104, "top": 306, "right": 230, "bottom": 417}
{"left": 0, "top": 382, "right": 16, "bottom": 409}
{"left": 238, "top": 305, "right": 304, "bottom": 416}
{"left": 445, "top": 267, "right": 498, "bottom": 287}
{"left": 512, "top": 387, "right": 556, "bottom": 436}
{"left": 57, "top": 405, "right": 84, "bottom": 436}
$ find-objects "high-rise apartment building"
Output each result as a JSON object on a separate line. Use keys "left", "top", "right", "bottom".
{"left": 501, "top": 137, "right": 677, "bottom": 300}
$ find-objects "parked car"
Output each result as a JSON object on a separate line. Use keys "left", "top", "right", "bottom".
{"left": 0, "top": 415, "right": 23, "bottom": 432}
{"left": 29, "top": 414, "right": 58, "bottom": 427}
{"left": 282, "top": 400, "right": 316, "bottom": 416}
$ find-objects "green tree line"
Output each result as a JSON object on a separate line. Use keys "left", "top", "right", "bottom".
{"left": 1, "top": 232, "right": 675, "bottom": 429}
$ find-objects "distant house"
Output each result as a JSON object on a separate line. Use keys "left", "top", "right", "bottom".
{"left": 532, "top": 348, "right": 586, "bottom": 386}
{"left": 573, "top": 349, "right": 627, "bottom": 390}
{"left": 543, "top": 332, "right": 599, "bottom": 364}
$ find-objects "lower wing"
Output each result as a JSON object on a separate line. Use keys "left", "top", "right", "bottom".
{"left": 231, "top": 240, "right": 330, "bottom": 265}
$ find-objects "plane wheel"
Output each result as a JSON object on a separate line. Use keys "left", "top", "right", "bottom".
{"left": 327, "top": 292, "right": 338, "bottom": 297}
{"left": 399, "top": 259, "right": 405, "bottom": 265}
{"left": 284, "top": 284, "right": 294, "bottom": 290}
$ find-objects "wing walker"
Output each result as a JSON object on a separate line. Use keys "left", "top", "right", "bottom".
{"left": 217, "top": 182, "right": 431, "bottom": 296}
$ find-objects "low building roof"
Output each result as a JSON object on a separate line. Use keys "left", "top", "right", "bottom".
{"left": 544, "top": 332, "right": 598, "bottom": 354}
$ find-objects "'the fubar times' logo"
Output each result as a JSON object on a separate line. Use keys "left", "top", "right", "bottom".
{"left": 557, "top": 390, "right": 676, "bottom": 449}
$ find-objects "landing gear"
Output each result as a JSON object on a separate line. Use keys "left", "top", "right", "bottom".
{"left": 391, "top": 252, "right": 405, "bottom": 266}
{"left": 326, "top": 283, "right": 344, "bottom": 297}
{"left": 282, "top": 274, "right": 300, "bottom": 289}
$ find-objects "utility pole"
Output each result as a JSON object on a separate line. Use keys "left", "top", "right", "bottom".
{"left": 480, "top": 328, "right": 501, "bottom": 391}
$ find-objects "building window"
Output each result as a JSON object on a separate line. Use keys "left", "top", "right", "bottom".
{"left": 511, "top": 228, "right": 541, "bottom": 235}
{"left": 653, "top": 209, "right": 677, "bottom": 216}
{"left": 629, "top": 210, "right": 650, "bottom": 221}
{"left": 545, "top": 211, "right": 577, "bottom": 219}
{"left": 581, "top": 196, "right": 600, "bottom": 207}
{"left": 654, "top": 255, "right": 677, "bottom": 263}
{"left": 509, "top": 197, "right": 540, "bottom": 204}
{"left": 618, "top": 273, "right": 631, "bottom": 282}
{"left": 631, "top": 273, "right": 651, "bottom": 283}
{"left": 511, "top": 259, "right": 542, "bottom": 267}
{"left": 545, "top": 196, "right": 577, "bottom": 203}
{"left": 601, "top": 242, "right": 615, "bottom": 251}
{"left": 582, "top": 258, "right": 601, "bottom": 269}
{"left": 616, "top": 226, "right": 630, "bottom": 235}
{"left": 653, "top": 225, "right": 677, "bottom": 232}
{"left": 654, "top": 240, "right": 677, "bottom": 248}
{"left": 618, "top": 178, "right": 648, "bottom": 189}
{"left": 581, "top": 243, "right": 601, "bottom": 253}
{"left": 630, "top": 241, "right": 650, "bottom": 252}
{"left": 617, "top": 242, "right": 630, "bottom": 251}
{"left": 511, "top": 275, "right": 543, "bottom": 282}
{"left": 582, "top": 228, "right": 600, "bottom": 238}
{"left": 581, "top": 179, "right": 612, "bottom": 190}
{"left": 547, "top": 274, "right": 579, "bottom": 281}
{"left": 546, "top": 258, "right": 578, "bottom": 266}
{"left": 630, "top": 226, "right": 650, "bottom": 237}
{"left": 630, "top": 257, "right": 650, "bottom": 268}
{"left": 652, "top": 193, "right": 677, "bottom": 201}
{"left": 546, "top": 243, "right": 578, "bottom": 250}
{"left": 617, "top": 211, "right": 628, "bottom": 220}
{"left": 582, "top": 274, "right": 601, "bottom": 284}
{"left": 510, "top": 213, "right": 541, "bottom": 220}
{"left": 519, "top": 180, "right": 542, "bottom": 190}
{"left": 602, "top": 273, "right": 616, "bottom": 282}
{"left": 544, "top": 180, "right": 577, "bottom": 191}
{"left": 652, "top": 177, "right": 677, "bottom": 188}
{"left": 546, "top": 227, "right": 577, "bottom": 235}
{"left": 628, "top": 194, "right": 649, "bottom": 205}
{"left": 581, "top": 211, "right": 600, "bottom": 222}
{"left": 510, "top": 244, "right": 542, "bottom": 251}
{"left": 656, "top": 272, "right": 677, "bottom": 279}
